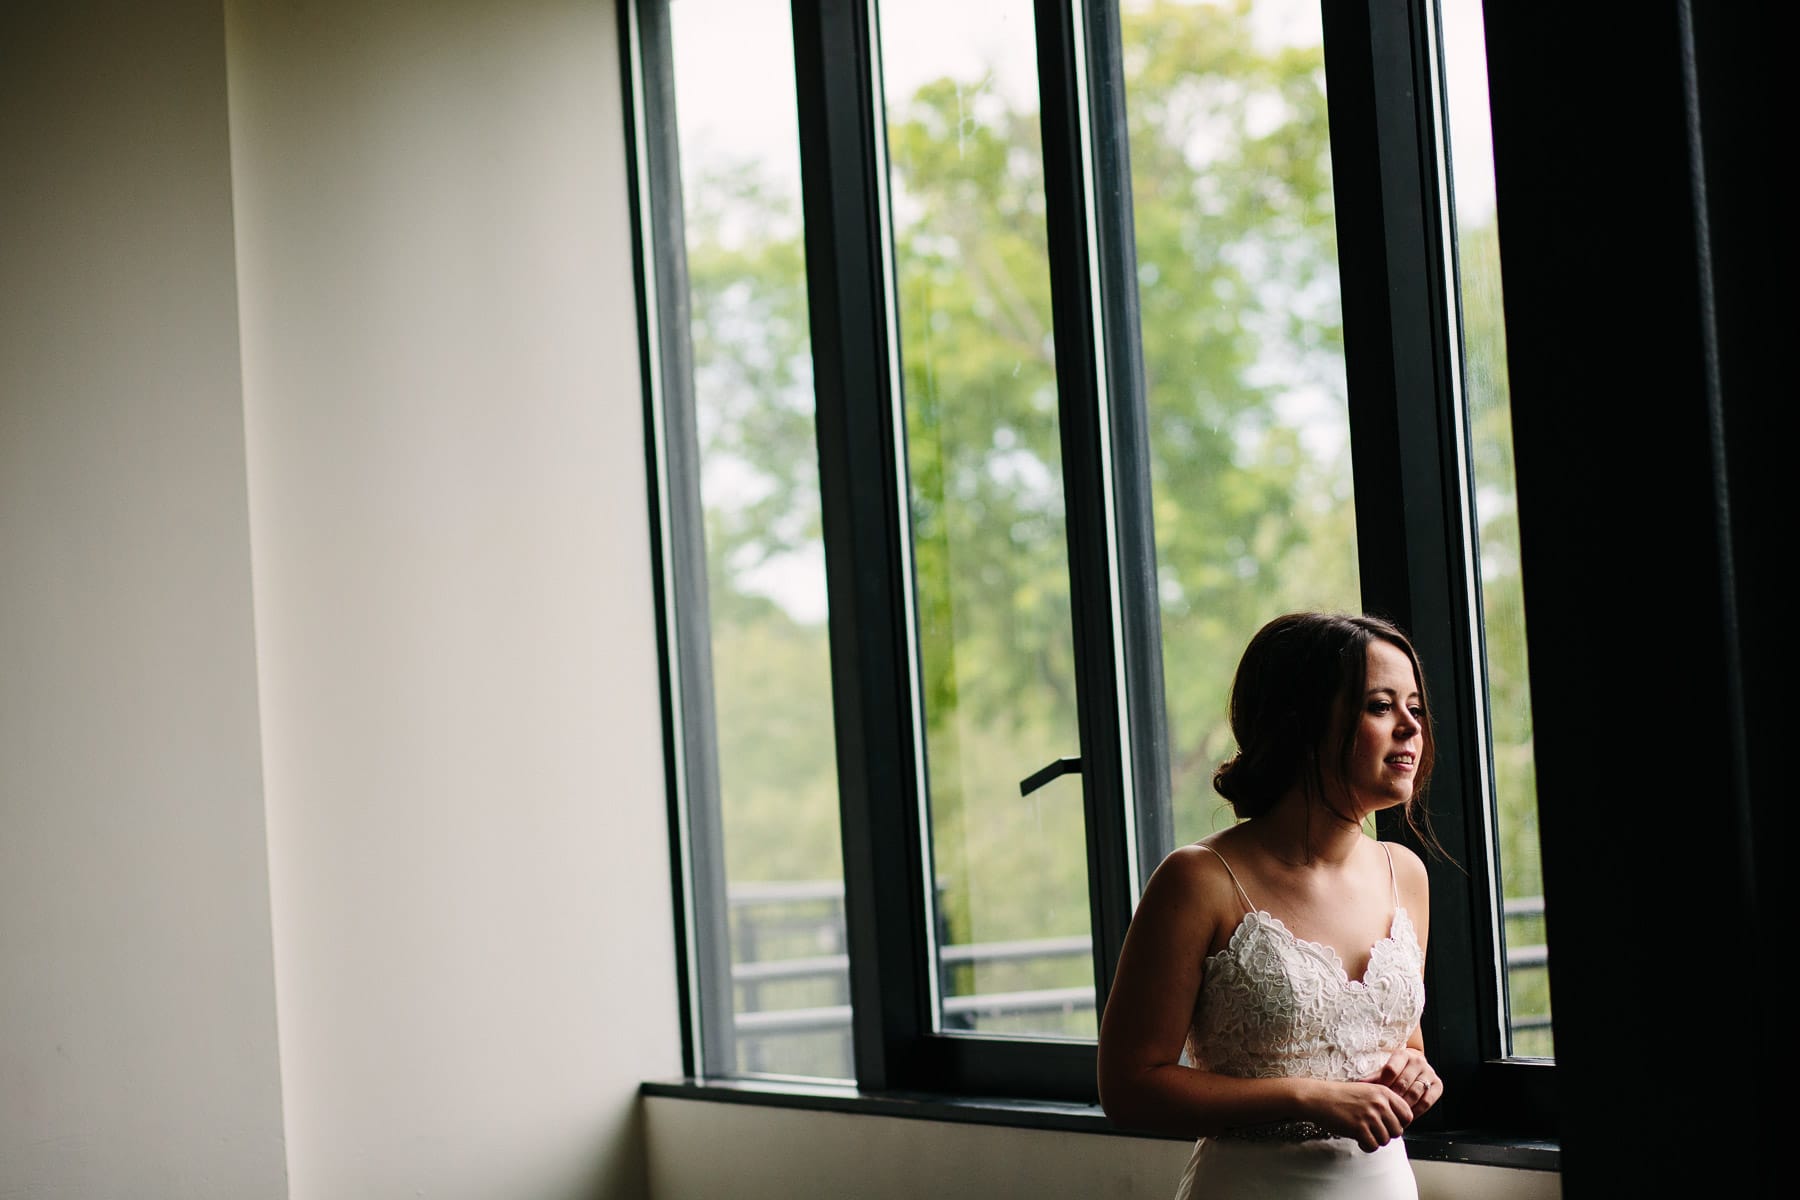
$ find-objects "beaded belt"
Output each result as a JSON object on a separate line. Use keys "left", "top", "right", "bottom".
{"left": 1215, "top": 1119, "right": 1334, "bottom": 1143}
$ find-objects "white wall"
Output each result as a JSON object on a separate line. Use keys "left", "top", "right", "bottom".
{"left": 3, "top": 2, "right": 678, "bottom": 1198}
{"left": 645, "top": 1099, "right": 1562, "bottom": 1200}
{"left": 225, "top": 0, "right": 679, "bottom": 1197}
{"left": 0, "top": 3, "right": 289, "bottom": 1197}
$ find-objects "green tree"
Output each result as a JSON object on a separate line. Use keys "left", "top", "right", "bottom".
{"left": 1119, "top": 0, "right": 1360, "bottom": 840}
{"left": 680, "top": 0, "right": 1392, "bottom": 1040}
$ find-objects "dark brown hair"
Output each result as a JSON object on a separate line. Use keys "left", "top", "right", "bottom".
{"left": 1212, "top": 611, "right": 1440, "bottom": 848}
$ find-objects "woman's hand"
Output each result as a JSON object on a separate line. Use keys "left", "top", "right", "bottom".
{"left": 1360, "top": 1046, "right": 1442, "bottom": 1121}
{"left": 1298, "top": 1078, "right": 1414, "bottom": 1153}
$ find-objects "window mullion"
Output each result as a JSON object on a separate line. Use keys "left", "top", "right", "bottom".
{"left": 1030, "top": 0, "right": 1141, "bottom": 1019}
{"left": 1071, "top": 1, "right": 1176, "bottom": 907}
{"left": 789, "top": 0, "right": 933, "bottom": 1092}
{"left": 1319, "top": 0, "right": 1502, "bottom": 1131}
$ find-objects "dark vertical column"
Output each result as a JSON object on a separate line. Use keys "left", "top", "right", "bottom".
{"left": 1485, "top": 0, "right": 1775, "bottom": 1188}
{"left": 1077, "top": 1, "right": 1176, "bottom": 898}
{"left": 1032, "top": 0, "right": 1145, "bottom": 1012}
{"left": 1686, "top": 10, "right": 1785, "bottom": 1076}
{"left": 790, "top": 0, "right": 931, "bottom": 1091}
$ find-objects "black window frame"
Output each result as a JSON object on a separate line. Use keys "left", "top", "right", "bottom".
{"left": 622, "top": 0, "right": 1776, "bottom": 1165}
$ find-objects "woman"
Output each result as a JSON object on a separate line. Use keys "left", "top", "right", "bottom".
{"left": 1098, "top": 612, "right": 1444, "bottom": 1199}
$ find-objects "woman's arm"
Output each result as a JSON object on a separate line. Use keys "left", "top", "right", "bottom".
{"left": 1097, "top": 846, "right": 1414, "bottom": 1150}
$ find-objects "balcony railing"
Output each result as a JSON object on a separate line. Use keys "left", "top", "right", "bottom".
{"left": 724, "top": 881, "right": 1552, "bottom": 1074}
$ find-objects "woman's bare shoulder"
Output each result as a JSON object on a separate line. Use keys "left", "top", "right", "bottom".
{"left": 1142, "top": 836, "right": 1246, "bottom": 918}
{"left": 1381, "top": 839, "right": 1428, "bottom": 883}
{"left": 1379, "top": 839, "right": 1431, "bottom": 911}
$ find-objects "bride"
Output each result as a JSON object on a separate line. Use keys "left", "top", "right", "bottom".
{"left": 1098, "top": 612, "right": 1445, "bottom": 1199}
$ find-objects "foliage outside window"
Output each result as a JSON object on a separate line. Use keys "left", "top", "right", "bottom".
{"left": 629, "top": 0, "right": 1552, "bottom": 1111}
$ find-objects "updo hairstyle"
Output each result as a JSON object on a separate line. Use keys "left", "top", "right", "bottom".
{"left": 1211, "top": 611, "right": 1437, "bottom": 838}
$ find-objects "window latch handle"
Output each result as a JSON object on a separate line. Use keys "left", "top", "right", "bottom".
{"left": 1019, "top": 756, "right": 1083, "bottom": 797}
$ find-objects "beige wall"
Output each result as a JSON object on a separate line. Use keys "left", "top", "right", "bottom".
{"left": 2, "top": 2, "right": 679, "bottom": 1198}
{"left": 225, "top": 1, "right": 679, "bottom": 1198}
{"left": 0, "top": 3, "right": 289, "bottom": 1197}
{"left": 644, "top": 1099, "right": 1562, "bottom": 1200}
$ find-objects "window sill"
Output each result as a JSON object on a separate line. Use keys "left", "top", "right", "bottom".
{"left": 637, "top": 1078, "right": 1560, "bottom": 1173}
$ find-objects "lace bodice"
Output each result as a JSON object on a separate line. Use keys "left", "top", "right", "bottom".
{"left": 1186, "top": 846, "right": 1425, "bottom": 1083}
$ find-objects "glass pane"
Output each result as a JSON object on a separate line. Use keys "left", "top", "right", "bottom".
{"left": 1438, "top": 0, "right": 1551, "bottom": 1059}
{"left": 1120, "top": 0, "right": 1361, "bottom": 845}
{"left": 878, "top": 0, "right": 1097, "bottom": 1039}
{"left": 667, "top": 0, "right": 851, "bottom": 1079}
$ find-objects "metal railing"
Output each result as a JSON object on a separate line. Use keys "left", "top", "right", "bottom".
{"left": 725, "top": 882, "right": 1552, "bottom": 1069}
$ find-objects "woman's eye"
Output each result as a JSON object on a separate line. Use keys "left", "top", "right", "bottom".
{"left": 1369, "top": 701, "right": 1391, "bottom": 714}
{"left": 1409, "top": 706, "right": 1425, "bottom": 719}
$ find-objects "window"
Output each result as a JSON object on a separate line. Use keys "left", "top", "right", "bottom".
{"left": 628, "top": 0, "right": 855, "bottom": 1080}
{"left": 1116, "top": 0, "right": 1362, "bottom": 845}
{"left": 1437, "top": 0, "right": 1548, "bottom": 1060}
{"left": 624, "top": 0, "right": 1555, "bottom": 1132}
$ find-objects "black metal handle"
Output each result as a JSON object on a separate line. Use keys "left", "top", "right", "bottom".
{"left": 1019, "top": 756, "right": 1083, "bottom": 797}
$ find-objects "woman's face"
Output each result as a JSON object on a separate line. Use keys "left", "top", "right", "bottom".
{"left": 1332, "top": 638, "right": 1425, "bottom": 815}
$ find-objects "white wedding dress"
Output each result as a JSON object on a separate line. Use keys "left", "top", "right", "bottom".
{"left": 1174, "top": 843, "right": 1425, "bottom": 1200}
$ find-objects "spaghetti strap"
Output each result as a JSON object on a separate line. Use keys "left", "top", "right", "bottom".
{"left": 1381, "top": 841, "right": 1399, "bottom": 908}
{"left": 1195, "top": 843, "right": 1257, "bottom": 915}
